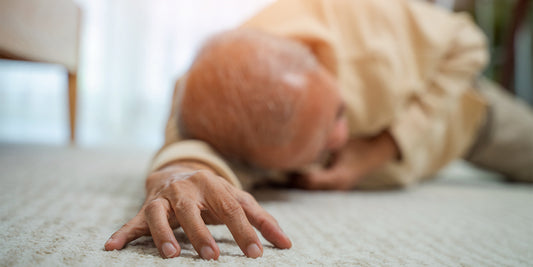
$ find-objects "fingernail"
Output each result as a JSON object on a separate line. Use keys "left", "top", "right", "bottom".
{"left": 104, "top": 238, "right": 113, "bottom": 249}
{"left": 246, "top": 243, "right": 262, "bottom": 258}
{"left": 200, "top": 246, "right": 215, "bottom": 260}
{"left": 162, "top": 242, "right": 177, "bottom": 258}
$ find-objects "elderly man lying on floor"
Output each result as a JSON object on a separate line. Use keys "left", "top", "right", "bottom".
{"left": 105, "top": 0, "right": 533, "bottom": 260}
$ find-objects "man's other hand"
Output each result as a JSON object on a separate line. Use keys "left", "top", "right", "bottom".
{"left": 294, "top": 131, "right": 399, "bottom": 190}
{"left": 104, "top": 163, "right": 292, "bottom": 260}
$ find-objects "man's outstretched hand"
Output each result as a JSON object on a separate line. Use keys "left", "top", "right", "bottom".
{"left": 104, "top": 162, "right": 292, "bottom": 260}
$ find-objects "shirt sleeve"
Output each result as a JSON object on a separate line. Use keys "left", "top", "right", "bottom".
{"left": 150, "top": 78, "right": 243, "bottom": 189}
{"left": 241, "top": 0, "right": 339, "bottom": 76}
{"left": 358, "top": 1, "right": 489, "bottom": 188}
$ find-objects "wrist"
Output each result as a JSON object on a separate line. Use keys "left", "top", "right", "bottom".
{"left": 146, "top": 160, "right": 218, "bottom": 195}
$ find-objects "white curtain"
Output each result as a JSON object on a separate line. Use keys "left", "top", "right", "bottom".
{"left": 75, "top": 0, "right": 273, "bottom": 148}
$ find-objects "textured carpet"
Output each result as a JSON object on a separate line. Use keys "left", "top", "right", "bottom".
{"left": 0, "top": 144, "right": 532, "bottom": 266}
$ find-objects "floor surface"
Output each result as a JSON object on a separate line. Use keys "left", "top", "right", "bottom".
{"left": 1, "top": 144, "right": 532, "bottom": 266}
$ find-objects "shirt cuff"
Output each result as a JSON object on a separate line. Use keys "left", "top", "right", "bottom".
{"left": 150, "top": 140, "right": 242, "bottom": 189}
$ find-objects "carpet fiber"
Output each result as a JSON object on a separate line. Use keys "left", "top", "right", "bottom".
{"left": 1, "top": 144, "right": 532, "bottom": 266}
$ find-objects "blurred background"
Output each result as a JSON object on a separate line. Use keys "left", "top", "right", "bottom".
{"left": 0, "top": 0, "right": 531, "bottom": 150}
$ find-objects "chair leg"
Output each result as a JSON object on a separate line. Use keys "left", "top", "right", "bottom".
{"left": 68, "top": 73, "right": 77, "bottom": 144}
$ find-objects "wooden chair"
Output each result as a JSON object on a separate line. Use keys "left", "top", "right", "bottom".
{"left": 0, "top": 0, "right": 81, "bottom": 143}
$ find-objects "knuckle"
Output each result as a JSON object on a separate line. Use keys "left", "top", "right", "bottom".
{"left": 129, "top": 223, "right": 148, "bottom": 238}
{"left": 189, "top": 170, "right": 216, "bottom": 185}
{"left": 218, "top": 199, "right": 242, "bottom": 219}
{"left": 187, "top": 225, "right": 209, "bottom": 242}
{"left": 144, "top": 199, "right": 164, "bottom": 212}
{"left": 120, "top": 221, "right": 147, "bottom": 238}
{"left": 252, "top": 206, "right": 277, "bottom": 227}
{"left": 168, "top": 181, "right": 185, "bottom": 194}
{"left": 255, "top": 216, "right": 270, "bottom": 231}
{"left": 239, "top": 192, "right": 256, "bottom": 207}
{"left": 173, "top": 198, "right": 195, "bottom": 212}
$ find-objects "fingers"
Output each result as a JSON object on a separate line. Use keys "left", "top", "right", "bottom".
{"left": 298, "top": 169, "right": 348, "bottom": 190}
{"left": 239, "top": 192, "right": 292, "bottom": 249}
{"left": 293, "top": 171, "right": 327, "bottom": 190}
{"left": 104, "top": 212, "right": 149, "bottom": 251}
{"left": 106, "top": 170, "right": 292, "bottom": 260}
{"left": 172, "top": 201, "right": 220, "bottom": 260}
{"left": 144, "top": 199, "right": 181, "bottom": 258}
{"left": 208, "top": 194, "right": 263, "bottom": 258}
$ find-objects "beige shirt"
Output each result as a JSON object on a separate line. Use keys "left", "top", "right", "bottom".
{"left": 151, "top": 0, "right": 489, "bottom": 190}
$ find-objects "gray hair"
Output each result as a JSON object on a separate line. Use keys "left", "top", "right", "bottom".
{"left": 178, "top": 29, "right": 319, "bottom": 163}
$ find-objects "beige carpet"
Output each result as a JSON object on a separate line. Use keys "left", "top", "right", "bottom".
{"left": 0, "top": 144, "right": 532, "bottom": 266}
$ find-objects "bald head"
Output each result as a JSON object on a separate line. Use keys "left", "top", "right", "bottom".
{"left": 178, "top": 29, "right": 346, "bottom": 170}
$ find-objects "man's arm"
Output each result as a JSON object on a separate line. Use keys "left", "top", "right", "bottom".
{"left": 105, "top": 78, "right": 291, "bottom": 259}
{"left": 105, "top": 160, "right": 291, "bottom": 259}
{"left": 151, "top": 78, "right": 242, "bottom": 188}
{"left": 367, "top": 1, "right": 489, "bottom": 187}
{"left": 298, "top": 0, "right": 489, "bottom": 189}
{"left": 244, "top": 0, "right": 489, "bottom": 188}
